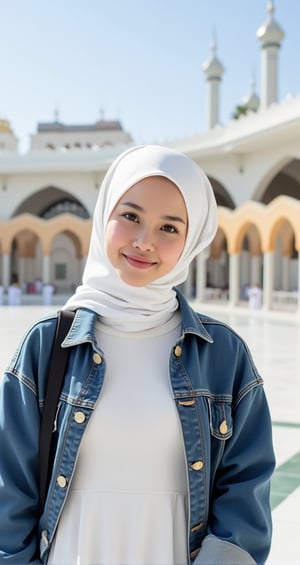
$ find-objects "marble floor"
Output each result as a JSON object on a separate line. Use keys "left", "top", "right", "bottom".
{"left": 0, "top": 302, "right": 299, "bottom": 565}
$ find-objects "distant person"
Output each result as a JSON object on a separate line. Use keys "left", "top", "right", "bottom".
{"left": 0, "top": 145, "right": 275, "bottom": 564}
{"left": 8, "top": 283, "right": 21, "bottom": 306}
{"left": 43, "top": 282, "right": 54, "bottom": 306}
{"left": 248, "top": 283, "right": 262, "bottom": 310}
{"left": 35, "top": 278, "right": 43, "bottom": 294}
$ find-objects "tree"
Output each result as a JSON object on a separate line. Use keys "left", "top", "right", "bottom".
{"left": 232, "top": 104, "right": 249, "bottom": 120}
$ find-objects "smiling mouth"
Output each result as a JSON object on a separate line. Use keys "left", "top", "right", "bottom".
{"left": 123, "top": 254, "right": 157, "bottom": 269}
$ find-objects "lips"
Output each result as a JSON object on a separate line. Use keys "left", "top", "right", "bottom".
{"left": 123, "top": 254, "right": 156, "bottom": 269}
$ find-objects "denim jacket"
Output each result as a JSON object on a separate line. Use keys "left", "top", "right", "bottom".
{"left": 0, "top": 290, "right": 275, "bottom": 564}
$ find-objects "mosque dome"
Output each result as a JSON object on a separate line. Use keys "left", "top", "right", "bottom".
{"left": 256, "top": 1, "right": 284, "bottom": 45}
{"left": 0, "top": 119, "right": 12, "bottom": 133}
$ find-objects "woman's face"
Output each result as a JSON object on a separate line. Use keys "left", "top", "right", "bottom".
{"left": 105, "top": 176, "right": 188, "bottom": 287}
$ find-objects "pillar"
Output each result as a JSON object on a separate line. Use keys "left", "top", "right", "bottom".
{"left": 297, "top": 251, "right": 300, "bottom": 314}
{"left": 210, "top": 258, "right": 219, "bottom": 287}
{"left": 282, "top": 255, "right": 290, "bottom": 291}
{"left": 183, "top": 265, "right": 193, "bottom": 299}
{"left": 229, "top": 253, "right": 239, "bottom": 307}
{"left": 27, "top": 258, "right": 35, "bottom": 283}
{"left": 2, "top": 254, "right": 10, "bottom": 289}
{"left": 43, "top": 255, "right": 50, "bottom": 284}
{"left": 18, "top": 257, "right": 26, "bottom": 287}
{"left": 196, "top": 251, "right": 207, "bottom": 303}
{"left": 263, "top": 251, "right": 274, "bottom": 310}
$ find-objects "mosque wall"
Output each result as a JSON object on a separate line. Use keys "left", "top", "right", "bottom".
{"left": 0, "top": 3, "right": 299, "bottom": 310}
{"left": 0, "top": 193, "right": 299, "bottom": 308}
{"left": 0, "top": 172, "right": 102, "bottom": 220}
{"left": 0, "top": 142, "right": 300, "bottom": 312}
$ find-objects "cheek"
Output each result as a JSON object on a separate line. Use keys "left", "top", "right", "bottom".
{"left": 173, "top": 243, "right": 186, "bottom": 263}
{"left": 161, "top": 239, "right": 186, "bottom": 265}
{"left": 105, "top": 220, "right": 128, "bottom": 254}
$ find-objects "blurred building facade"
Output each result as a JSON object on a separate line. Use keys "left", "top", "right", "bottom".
{"left": 0, "top": 1, "right": 300, "bottom": 311}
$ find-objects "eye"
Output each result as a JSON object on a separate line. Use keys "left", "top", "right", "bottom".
{"left": 161, "top": 224, "right": 178, "bottom": 234}
{"left": 122, "top": 212, "right": 139, "bottom": 222}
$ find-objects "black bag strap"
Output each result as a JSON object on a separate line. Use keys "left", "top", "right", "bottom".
{"left": 39, "top": 309, "right": 75, "bottom": 515}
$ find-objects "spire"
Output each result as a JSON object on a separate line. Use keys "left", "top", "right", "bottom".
{"left": 99, "top": 107, "right": 105, "bottom": 121}
{"left": 256, "top": 1, "right": 284, "bottom": 110}
{"left": 268, "top": 0, "right": 274, "bottom": 17}
{"left": 243, "top": 71, "right": 260, "bottom": 112}
{"left": 54, "top": 103, "right": 60, "bottom": 123}
{"left": 202, "top": 33, "right": 224, "bottom": 129}
{"left": 202, "top": 34, "right": 224, "bottom": 80}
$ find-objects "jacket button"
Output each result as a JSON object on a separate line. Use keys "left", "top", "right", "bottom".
{"left": 191, "top": 521, "right": 204, "bottom": 532}
{"left": 190, "top": 460, "right": 204, "bottom": 471}
{"left": 178, "top": 399, "right": 195, "bottom": 406}
{"left": 190, "top": 548, "right": 200, "bottom": 559}
{"left": 93, "top": 352, "right": 102, "bottom": 364}
{"left": 41, "top": 529, "right": 49, "bottom": 547}
{"left": 174, "top": 345, "right": 182, "bottom": 357}
{"left": 57, "top": 475, "right": 68, "bottom": 488}
{"left": 219, "top": 420, "right": 228, "bottom": 434}
{"left": 74, "top": 411, "right": 86, "bottom": 424}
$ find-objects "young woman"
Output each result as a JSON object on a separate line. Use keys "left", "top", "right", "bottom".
{"left": 0, "top": 145, "right": 275, "bottom": 564}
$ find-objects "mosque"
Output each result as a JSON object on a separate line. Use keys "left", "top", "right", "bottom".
{"left": 0, "top": 1, "right": 300, "bottom": 312}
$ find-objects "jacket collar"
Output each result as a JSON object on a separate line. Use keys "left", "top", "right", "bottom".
{"left": 175, "top": 288, "right": 214, "bottom": 343}
{"left": 62, "top": 288, "right": 214, "bottom": 347}
{"left": 62, "top": 308, "right": 99, "bottom": 348}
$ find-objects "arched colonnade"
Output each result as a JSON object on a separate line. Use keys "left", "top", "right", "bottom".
{"left": 0, "top": 214, "right": 92, "bottom": 293}
{"left": 0, "top": 195, "right": 300, "bottom": 311}
{"left": 185, "top": 195, "right": 300, "bottom": 312}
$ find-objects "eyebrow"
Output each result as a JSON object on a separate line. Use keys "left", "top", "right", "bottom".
{"left": 120, "top": 201, "right": 186, "bottom": 224}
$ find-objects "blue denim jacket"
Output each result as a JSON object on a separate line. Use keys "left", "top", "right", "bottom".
{"left": 0, "top": 290, "right": 275, "bottom": 564}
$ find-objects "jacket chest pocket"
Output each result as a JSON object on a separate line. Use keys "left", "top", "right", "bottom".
{"left": 207, "top": 399, "right": 233, "bottom": 440}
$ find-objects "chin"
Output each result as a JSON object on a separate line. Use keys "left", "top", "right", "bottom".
{"left": 118, "top": 273, "right": 151, "bottom": 287}
{"left": 123, "top": 278, "right": 149, "bottom": 288}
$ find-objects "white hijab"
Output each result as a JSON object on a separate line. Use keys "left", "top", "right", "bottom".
{"left": 64, "top": 145, "right": 218, "bottom": 331}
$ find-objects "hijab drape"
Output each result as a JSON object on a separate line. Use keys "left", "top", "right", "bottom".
{"left": 63, "top": 145, "right": 218, "bottom": 331}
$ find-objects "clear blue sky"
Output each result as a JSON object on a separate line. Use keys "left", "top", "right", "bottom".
{"left": 0, "top": 0, "right": 299, "bottom": 152}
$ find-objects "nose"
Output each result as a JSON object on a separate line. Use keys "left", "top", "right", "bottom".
{"left": 132, "top": 228, "right": 154, "bottom": 252}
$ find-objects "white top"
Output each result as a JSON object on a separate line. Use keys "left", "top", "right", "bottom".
{"left": 48, "top": 312, "right": 189, "bottom": 565}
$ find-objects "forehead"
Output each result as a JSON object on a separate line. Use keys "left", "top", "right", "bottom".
{"left": 118, "top": 175, "right": 185, "bottom": 205}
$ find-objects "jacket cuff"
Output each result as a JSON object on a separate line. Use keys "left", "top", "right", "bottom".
{"left": 193, "top": 534, "right": 256, "bottom": 564}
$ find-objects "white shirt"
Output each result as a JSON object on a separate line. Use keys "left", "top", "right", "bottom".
{"left": 49, "top": 312, "right": 188, "bottom": 565}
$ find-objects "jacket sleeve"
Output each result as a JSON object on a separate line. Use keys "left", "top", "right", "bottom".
{"left": 0, "top": 323, "right": 50, "bottom": 563}
{"left": 196, "top": 339, "right": 275, "bottom": 565}
{"left": 195, "top": 534, "right": 256, "bottom": 564}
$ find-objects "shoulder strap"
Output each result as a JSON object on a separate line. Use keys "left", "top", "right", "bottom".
{"left": 39, "top": 309, "right": 75, "bottom": 515}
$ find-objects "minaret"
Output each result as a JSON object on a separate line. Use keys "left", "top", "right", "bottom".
{"left": 243, "top": 76, "right": 260, "bottom": 112}
{"left": 202, "top": 36, "right": 224, "bottom": 129}
{"left": 256, "top": 1, "right": 284, "bottom": 110}
{"left": 54, "top": 103, "right": 60, "bottom": 122}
